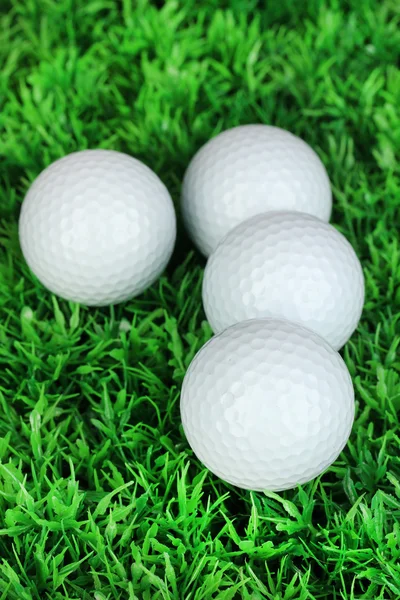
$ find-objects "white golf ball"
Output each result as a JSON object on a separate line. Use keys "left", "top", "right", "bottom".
{"left": 19, "top": 149, "right": 177, "bottom": 306}
{"left": 180, "top": 318, "right": 355, "bottom": 492}
{"left": 203, "top": 211, "right": 364, "bottom": 350}
{"left": 182, "top": 124, "right": 332, "bottom": 256}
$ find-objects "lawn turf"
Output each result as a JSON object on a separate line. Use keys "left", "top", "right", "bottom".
{"left": 1, "top": 0, "right": 400, "bottom": 598}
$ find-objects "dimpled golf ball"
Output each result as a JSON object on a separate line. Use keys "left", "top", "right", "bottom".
{"left": 180, "top": 318, "right": 355, "bottom": 492}
{"left": 181, "top": 124, "right": 332, "bottom": 256}
{"left": 203, "top": 211, "right": 364, "bottom": 350}
{"left": 19, "top": 149, "right": 177, "bottom": 306}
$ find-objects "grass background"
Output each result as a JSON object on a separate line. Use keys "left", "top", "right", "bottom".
{"left": 0, "top": 0, "right": 400, "bottom": 598}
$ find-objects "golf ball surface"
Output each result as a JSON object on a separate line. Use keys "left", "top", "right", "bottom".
{"left": 180, "top": 318, "right": 355, "bottom": 492}
{"left": 19, "top": 150, "right": 176, "bottom": 306}
{"left": 182, "top": 124, "right": 332, "bottom": 256}
{"left": 203, "top": 211, "right": 364, "bottom": 350}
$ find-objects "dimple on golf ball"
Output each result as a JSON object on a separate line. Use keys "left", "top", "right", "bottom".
{"left": 181, "top": 124, "right": 332, "bottom": 256}
{"left": 19, "top": 149, "right": 177, "bottom": 306}
{"left": 203, "top": 211, "right": 364, "bottom": 350}
{"left": 180, "top": 318, "right": 355, "bottom": 492}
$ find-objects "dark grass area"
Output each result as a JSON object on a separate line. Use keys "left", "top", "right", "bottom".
{"left": 0, "top": 0, "right": 400, "bottom": 598}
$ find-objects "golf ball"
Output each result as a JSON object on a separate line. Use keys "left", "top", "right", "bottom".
{"left": 180, "top": 318, "right": 355, "bottom": 492}
{"left": 19, "top": 149, "right": 176, "bottom": 306}
{"left": 181, "top": 124, "right": 332, "bottom": 256}
{"left": 203, "top": 211, "right": 364, "bottom": 350}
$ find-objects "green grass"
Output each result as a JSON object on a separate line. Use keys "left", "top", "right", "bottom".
{"left": 0, "top": 0, "right": 400, "bottom": 598}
